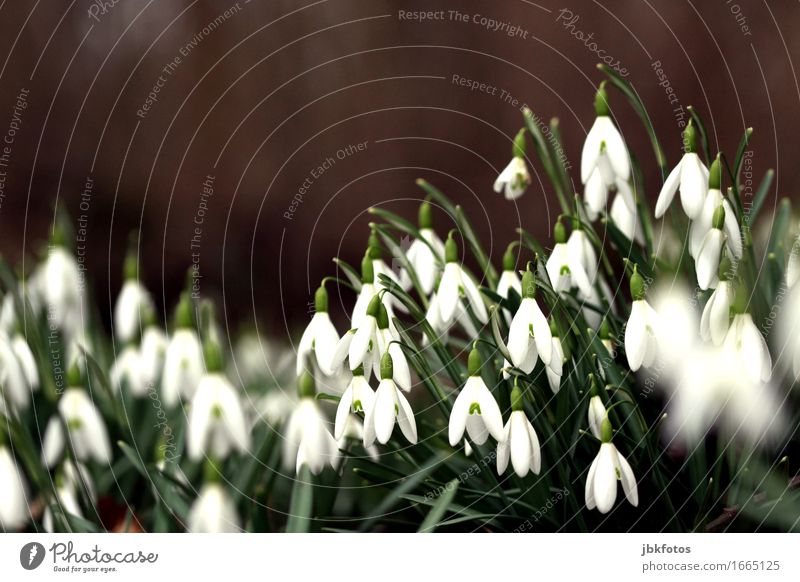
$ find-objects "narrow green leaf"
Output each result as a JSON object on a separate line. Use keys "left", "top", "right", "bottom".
{"left": 417, "top": 479, "right": 459, "bottom": 532}
{"left": 286, "top": 466, "right": 314, "bottom": 532}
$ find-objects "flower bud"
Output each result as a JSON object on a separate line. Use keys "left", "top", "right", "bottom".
{"left": 314, "top": 285, "right": 329, "bottom": 313}
{"left": 594, "top": 82, "right": 610, "bottom": 117}
{"left": 629, "top": 265, "right": 645, "bottom": 301}
{"left": 444, "top": 232, "right": 458, "bottom": 263}
{"left": 467, "top": 344, "right": 482, "bottom": 376}
{"left": 380, "top": 351, "right": 394, "bottom": 380}
{"left": 512, "top": 128, "right": 527, "bottom": 159}
{"left": 418, "top": 200, "right": 433, "bottom": 229}
{"left": 298, "top": 371, "right": 316, "bottom": 398}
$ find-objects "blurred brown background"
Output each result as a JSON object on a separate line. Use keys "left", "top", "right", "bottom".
{"left": 0, "top": 0, "right": 797, "bottom": 338}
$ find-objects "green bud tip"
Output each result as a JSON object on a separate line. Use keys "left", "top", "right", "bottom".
{"left": 314, "top": 285, "right": 329, "bottom": 313}
{"left": 630, "top": 265, "right": 645, "bottom": 301}
{"left": 203, "top": 338, "right": 223, "bottom": 372}
{"left": 521, "top": 266, "right": 536, "bottom": 299}
{"left": 175, "top": 293, "right": 194, "bottom": 328}
{"left": 366, "top": 294, "right": 382, "bottom": 318}
{"left": 376, "top": 303, "right": 390, "bottom": 330}
{"left": 298, "top": 371, "right": 316, "bottom": 398}
{"left": 708, "top": 155, "right": 722, "bottom": 190}
{"left": 682, "top": 121, "right": 697, "bottom": 154}
{"left": 361, "top": 253, "right": 375, "bottom": 285}
{"left": 512, "top": 128, "right": 527, "bottom": 159}
{"left": 502, "top": 243, "right": 517, "bottom": 272}
{"left": 467, "top": 345, "right": 482, "bottom": 376}
{"left": 711, "top": 204, "right": 726, "bottom": 230}
{"left": 510, "top": 384, "right": 524, "bottom": 412}
{"left": 380, "top": 351, "right": 394, "bottom": 380}
{"left": 549, "top": 318, "right": 559, "bottom": 337}
{"left": 554, "top": 220, "right": 566, "bottom": 244}
{"left": 718, "top": 252, "right": 733, "bottom": 281}
{"left": 444, "top": 232, "right": 459, "bottom": 263}
{"left": 203, "top": 459, "right": 221, "bottom": 483}
{"left": 599, "top": 317, "right": 611, "bottom": 340}
{"left": 123, "top": 251, "right": 138, "bottom": 281}
{"left": 352, "top": 364, "right": 365, "bottom": 377}
{"left": 418, "top": 200, "right": 433, "bottom": 230}
{"left": 600, "top": 418, "right": 613, "bottom": 443}
{"left": 66, "top": 361, "right": 82, "bottom": 387}
{"left": 589, "top": 374, "right": 599, "bottom": 397}
{"left": 367, "top": 231, "right": 382, "bottom": 260}
{"left": 51, "top": 223, "right": 66, "bottom": 248}
{"left": 594, "top": 82, "right": 610, "bottom": 117}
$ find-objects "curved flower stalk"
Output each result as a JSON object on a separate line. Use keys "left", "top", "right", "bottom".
{"left": 494, "top": 128, "right": 531, "bottom": 200}
{"left": 624, "top": 267, "right": 660, "bottom": 372}
{"left": 689, "top": 157, "right": 742, "bottom": 261}
{"left": 496, "top": 383, "right": 541, "bottom": 478}
{"left": 334, "top": 367, "right": 375, "bottom": 440}
{"left": 363, "top": 352, "right": 417, "bottom": 446}
{"left": 585, "top": 419, "right": 638, "bottom": 514}
{"left": 581, "top": 84, "right": 631, "bottom": 220}
{"left": 188, "top": 466, "right": 240, "bottom": 533}
{"left": 162, "top": 294, "right": 204, "bottom": 408}
{"left": 296, "top": 284, "right": 340, "bottom": 377}
{"left": 187, "top": 339, "right": 250, "bottom": 462}
{"left": 113, "top": 249, "right": 155, "bottom": 343}
{"left": 508, "top": 266, "right": 552, "bottom": 372}
{"left": 436, "top": 232, "right": 489, "bottom": 328}
{"left": 448, "top": 345, "right": 505, "bottom": 447}
{"left": 42, "top": 365, "right": 112, "bottom": 467}
{"left": 283, "top": 372, "right": 340, "bottom": 475}
{"left": 0, "top": 440, "right": 29, "bottom": 530}
{"left": 400, "top": 201, "right": 445, "bottom": 295}
{"left": 654, "top": 122, "right": 709, "bottom": 220}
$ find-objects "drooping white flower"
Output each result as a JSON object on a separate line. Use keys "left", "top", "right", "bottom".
{"left": 0, "top": 445, "right": 29, "bottom": 530}
{"left": 436, "top": 233, "right": 488, "bottom": 327}
{"left": 35, "top": 242, "right": 85, "bottom": 336}
{"left": 496, "top": 270, "right": 521, "bottom": 302}
{"left": 700, "top": 280, "right": 732, "bottom": 345}
{"left": 448, "top": 346, "right": 505, "bottom": 446}
{"left": 0, "top": 334, "right": 31, "bottom": 412}
{"left": 161, "top": 294, "right": 204, "bottom": 408}
{"left": 496, "top": 386, "right": 540, "bottom": 478}
{"left": 424, "top": 289, "right": 478, "bottom": 346}
{"left": 113, "top": 252, "right": 155, "bottom": 343}
{"left": 140, "top": 325, "right": 167, "bottom": 388}
{"left": 724, "top": 312, "right": 772, "bottom": 383}
{"left": 187, "top": 370, "right": 250, "bottom": 462}
{"left": 696, "top": 204, "right": 736, "bottom": 291}
{"left": 624, "top": 268, "right": 660, "bottom": 372}
{"left": 545, "top": 328, "right": 565, "bottom": 394}
{"left": 585, "top": 419, "right": 638, "bottom": 514}
{"left": 587, "top": 388, "right": 607, "bottom": 440}
{"left": 336, "top": 414, "right": 379, "bottom": 461}
{"left": 345, "top": 295, "right": 382, "bottom": 378}
{"left": 188, "top": 483, "right": 240, "bottom": 533}
{"left": 254, "top": 389, "right": 296, "bottom": 427}
{"left": 494, "top": 130, "right": 531, "bottom": 200}
{"left": 363, "top": 353, "right": 417, "bottom": 446}
{"left": 283, "top": 373, "right": 340, "bottom": 475}
{"left": 546, "top": 222, "right": 594, "bottom": 298}
{"left": 610, "top": 190, "right": 643, "bottom": 244}
{"left": 689, "top": 164, "right": 742, "bottom": 261}
{"left": 42, "top": 460, "right": 94, "bottom": 533}
{"left": 110, "top": 346, "right": 147, "bottom": 397}
{"left": 581, "top": 86, "right": 630, "bottom": 191}
{"left": 654, "top": 123, "right": 709, "bottom": 220}
{"left": 508, "top": 267, "right": 552, "bottom": 371}
{"left": 566, "top": 227, "right": 598, "bottom": 283}
{"left": 334, "top": 370, "right": 375, "bottom": 440}
{"left": 296, "top": 285, "right": 339, "bottom": 376}
{"left": 400, "top": 201, "right": 445, "bottom": 295}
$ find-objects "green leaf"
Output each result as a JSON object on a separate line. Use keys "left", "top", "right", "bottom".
{"left": 286, "top": 466, "right": 315, "bottom": 532}
{"left": 417, "top": 479, "right": 459, "bottom": 532}
{"left": 748, "top": 169, "right": 775, "bottom": 227}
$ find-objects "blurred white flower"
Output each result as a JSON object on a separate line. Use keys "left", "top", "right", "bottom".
{"left": 724, "top": 313, "right": 772, "bottom": 383}
{"left": 188, "top": 483, "right": 240, "bottom": 533}
{"left": 254, "top": 389, "right": 296, "bottom": 427}
{"left": 0, "top": 334, "right": 32, "bottom": 412}
{"left": 110, "top": 346, "right": 147, "bottom": 397}
{"left": 162, "top": 327, "right": 203, "bottom": 408}
{"left": 335, "top": 414, "right": 379, "bottom": 461}
{"left": 140, "top": 326, "right": 168, "bottom": 388}
{"left": 0, "top": 445, "right": 29, "bottom": 530}
{"left": 700, "top": 280, "right": 732, "bottom": 345}
{"left": 585, "top": 420, "right": 638, "bottom": 514}
{"left": 494, "top": 156, "right": 531, "bottom": 201}
{"left": 654, "top": 123, "right": 708, "bottom": 220}
{"left": 363, "top": 353, "right": 417, "bottom": 446}
{"left": 587, "top": 394, "right": 607, "bottom": 440}
{"left": 334, "top": 370, "right": 374, "bottom": 441}
{"left": 689, "top": 187, "right": 742, "bottom": 261}
{"left": 283, "top": 374, "right": 340, "bottom": 475}
{"left": 448, "top": 347, "right": 505, "bottom": 446}
{"left": 581, "top": 88, "right": 630, "bottom": 189}
{"left": 297, "top": 285, "right": 339, "bottom": 376}
{"left": 35, "top": 244, "right": 85, "bottom": 336}
{"left": 609, "top": 190, "right": 643, "bottom": 244}
{"left": 188, "top": 373, "right": 250, "bottom": 462}
{"left": 59, "top": 387, "right": 112, "bottom": 466}
{"left": 114, "top": 278, "right": 154, "bottom": 343}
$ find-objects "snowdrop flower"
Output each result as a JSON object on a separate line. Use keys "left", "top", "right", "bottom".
{"left": 581, "top": 85, "right": 630, "bottom": 185}
{"left": 585, "top": 419, "right": 638, "bottom": 514}
{"left": 336, "top": 414, "right": 379, "bottom": 461}
{"left": 700, "top": 278, "right": 733, "bottom": 345}
{"left": 567, "top": 225, "right": 598, "bottom": 282}
{"left": 496, "top": 245, "right": 522, "bottom": 302}
{"left": 35, "top": 231, "right": 85, "bottom": 336}
{"left": 0, "top": 443, "right": 29, "bottom": 530}
{"left": 345, "top": 295, "right": 382, "bottom": 378}
{"left": 494, "top": 129, "right": 531, "bottom": 200}
{"left": 110, "top": 346, "right": 147, "bottom": 397}
{"left": 334, "top": 367, "right": 375, "bottom": 440}
{"left": 424, "top": 288, "right": 479, "bottom": 345}
{"left": 624, "top": 267, "right": 660, "bottom": 371}
{"left": 496, "top": 384, "right": 541, "bottom": 478}
{"left": 546, "top": 221, "right": 594, "bottom": 299}
{"left": 363, "top": 352, "right": 417, "bottom": 446}
{"left": 254, "top": 389, "right": 296, "bottom": 427}
{"left": 113, "top": 251, "right": 155, "bottom": 343}
{"left": 696, "top": 205, "right": 730, "bottom": 290}
{"left": 545, "top": 321, "right": 565, "bottom": 394}
{"left": 42, "top": 460, "right": 94, "bottom": 533}
{"left": 0, "top": 334, "right": 31, "bottom": 412}
{"left": 188, "top": 481, "right": 240, "bottom": 533}
{"left": 296, "top": 284, "right": 339, "bottom": 376}
{"left": 436, "top": 233, "right": 489, "bottom": 327}
{"left": 375, "top": 306, "right": 411, "bottom": 391}
{"left": 779, "top": 284, "right": 800, "bottom": 380}
{"left": 448, "top": 346, "right": 505, "bottom": 446}
{"left": 400, "top": 201, "right": 445, "bottom": 295}
{"left": 689, "top": 158, "right": 742, "bottom": 261}
{"left": 351, "top": 253, "right": 394, "bottom": 331}
{"left": 187, "top": 341, "right": 250, "bottom": 462}
{"left": 162, "top": 294, "right": 204, "bottom": 408}
{"left": 724, "top": 312, "right": 771, "bottom": 383}
{"left": 140, "top": 324, "right": 167, "bottom": 388}
{"left": 610, "top": 190, "right": 643, "bottom": 244}
{"left": 654, "top": 122, "right": 709, "bottom": 220}
{"left": 508, "top": 266, "right": 552, "bottom": 371}
{"left": 283, "top": 372, "right": 340, "bottom": 474}
{"left": 588, "top": 396, "right": 607, "bottom": 441}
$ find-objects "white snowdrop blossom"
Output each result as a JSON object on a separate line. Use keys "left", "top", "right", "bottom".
{"left": 46, "top": 382, "right": 112, "bottom": 466}
{"left": 566, "top": 227, "right": 599, "bottom": 283}
{"left": 436, "top": 234, "right": 488, "bottom": 327}
{"left": 0, "top": 444, "right": 29, "bottom": 530}
{"left": 334, "top": 369, "right": 375, "bottom": 441}
{"left": 187, "top": 371, "right": 250, "bottom": 462}
{"left": 581, "top": 86, "right": 630, "bottom": 195}
{"left": 140, "top": 326, "right": 167, "bottom": 387}
{"left": 545, "top": 329, "right": 565, "bottom": 394}
{"left": 624, "top": 269, "right": 660, "bottom": 372}
{"left": 546, "top": 222, "right": 594, "bottom": 299}
{"left": 363, "top": 353, "right": 417, "bottom": 446}
{"left": 400, "top": 203, "right": 445, "bottom": 295}
{"left": 585, "top": 420, "right": 638, "bottom": 514}
{"left": 113, "top": 259, "right": 155, "bottom": 343}
{"left": 494, "top": 129, "right": 532, "bottom": 200}
{"left": 689, "top": 175, "right": 742, "bottom": 261}
{"left": 448, "top": 346, "right": 505, "bottom": 446}
{"left": 110, "top": 346, "right": 147, "bottom": 397}
{"left": 700, "top": 280, "right": 732, "bottom": 345}
{"left": 508, "top": 267, "right": 553, "bottom": 372}
{"left": 724, "top": 313, "right": 772, "bottom": 383}
{"left": 496, "top": 385, "right": 541, "bottom": 478}
{"left": 587, "top": 392, "right": 607, "bottom": 440}
{"left": 42, "top": 460, "right": 94, "bottom": 533}
{"left": 696, "top": 204, "right": 734, "bottom": 290}
{"left": 188, "top": 482, "right": 240, "bottom": 533}
{"left": 283, "top": 373, "right": 340, "bottom": 475}
{"left": 0, "top": 334, "right": 31, "bottom": 412}
{"left": 610, "top": 190, "right": 643, "bottom": 244}
{"left": 654, "top": 123, "right": 709, "bottom": 220}
{"left": 296, "top": 285, "right": 339, "bottom": 376}
{"left": 35, "top": 242, "right": 85, "bottom": 336}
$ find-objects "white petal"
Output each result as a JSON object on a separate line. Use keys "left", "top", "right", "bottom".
{"left": 616, "top": 450, "right": 639, "bottom": 507}
{"left": 460, "top": 270, "right": 488, "bottom": 323}
{"left": 448, "top": 383, "right": 473, "bottom": 446}
{"left": 348, "top": 317, "right": 376, "bottom": 369}
{"left": 696, "top": 230, "right": 723, "bottom": 290}
{"left": 593, "top": 444, "right": 619, "bottom": 513}
{"left": 580, "top": 118, "right": 605, "bottom": 183}
{"left": 509, "top": 412, "right": 532, "bottom": 478}
{"left": 496, "top": 421, "right": 512, "bottom": 474}
{"left": 395, "top": 389, "right": 418, "bottom": 444}
{"left": 373, "top": 380, "right": 397, "bottom": 444}
{"left": 334, "top": 385, "right": 354, "bottom": 441}
{"left": 437, "top": 264, "right": 461, "bottom": 324}
{"left": 654, "top": 160, "right": 682, "bottom": 218}
{"left": 679, "top": 153, "right": 708, "bottom": 220}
